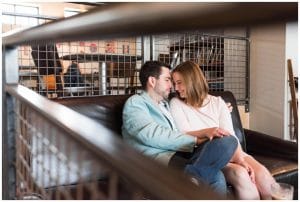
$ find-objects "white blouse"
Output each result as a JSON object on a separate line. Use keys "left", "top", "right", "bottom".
{"left": 169, "top": 95, "right": 237, "bottom": 139}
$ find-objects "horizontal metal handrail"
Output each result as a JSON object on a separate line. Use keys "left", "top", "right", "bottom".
{"left": 2, "top": 11, "right": 58, "bottom": 20}
{"left": 2, "top": 2, "right": 297, "bottom": 46}
{"left": 5, "top": 84, "right": 220, "bottom": 200}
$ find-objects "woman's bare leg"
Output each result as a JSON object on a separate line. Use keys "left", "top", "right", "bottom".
{"left": 223, "top": 163, "right": 260, "bottom": 199}
{"left": 244, "top": 155, "right": 276, "bottom": 199}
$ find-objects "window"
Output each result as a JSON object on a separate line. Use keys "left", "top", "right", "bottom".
{"left": 2, "top": 3, "right": 15, "bottom": 24}
{"left": 2, "top": 3, "right": 39, "bottom": 28}
{"left": 64, "top": 8, "right": 81, "bottom": 18}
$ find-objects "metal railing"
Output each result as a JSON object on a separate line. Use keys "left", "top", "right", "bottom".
{"left": 5, "top": 84, "right": 218, "bottom": 200}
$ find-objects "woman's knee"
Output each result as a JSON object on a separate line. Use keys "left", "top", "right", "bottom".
{"left": 246, "top": 156, "right": 275, "bottom": 183}
{"left": 224, "top": 165, "right": 260, "bottom": 200}
{"left": 229, "top": 166, "right": 251, "bottom": 184}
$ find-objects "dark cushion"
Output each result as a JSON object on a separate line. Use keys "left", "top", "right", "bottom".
{"left": 55, "top": 95, "right": 131, "bottom": 135}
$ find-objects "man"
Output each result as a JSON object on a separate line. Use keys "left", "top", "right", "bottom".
{"left": 122, "top": 61, "right": 238, "bottom": 195}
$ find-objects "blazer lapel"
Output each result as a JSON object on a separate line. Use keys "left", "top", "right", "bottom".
{"left": 140, "top": 91, "right": 176, "bottom": 130}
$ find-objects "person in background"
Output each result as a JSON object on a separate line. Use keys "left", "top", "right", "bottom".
{"left": 169, "top": 61, "right": 276, "bottom": 199}
{"left": 122, "top": 61, "right": 238, "bottom": 197}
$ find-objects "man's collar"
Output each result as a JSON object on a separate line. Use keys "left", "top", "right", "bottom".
{"left": 142, "top": 90, "right": 166, "bottom": 104}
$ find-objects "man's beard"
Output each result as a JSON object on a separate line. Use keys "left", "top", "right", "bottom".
{"left": 162, "top": 91, "right": 170, "bottom": 100}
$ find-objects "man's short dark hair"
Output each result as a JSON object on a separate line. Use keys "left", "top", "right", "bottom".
{"left": 139, "top": 61, "right": 170, "bottom": 89}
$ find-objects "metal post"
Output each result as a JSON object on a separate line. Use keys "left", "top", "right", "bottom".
{"left": 150, "top": 35, "right": 153, "bottom": 60}
{"left": 142, "top": 36, "right": 151, "bottom": 62}
{"left": 99, "top": 62, "right": 107, "bottom": 95}
{"left": 141, "top": 36, "right": 145, "bottom": 65}
{"left": 3, "top": 94, "right": 16, "bottom": 199}
{"left": 2, "top": 46, "right": 18, "bottom": 199}
{"left": 245, "top": 29, "right": 251, "bottom": 112}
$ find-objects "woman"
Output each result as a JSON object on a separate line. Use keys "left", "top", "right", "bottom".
{"left": 169, "top": 61, "right": 276, "bottom": 199}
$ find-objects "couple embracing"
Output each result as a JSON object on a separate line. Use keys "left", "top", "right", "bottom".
{"left": 122, "top": 60, "right": 275, "bottom": 199}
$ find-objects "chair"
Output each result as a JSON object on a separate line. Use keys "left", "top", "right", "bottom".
{"left": 55, "top": 91, "right": 298, "bottom": 199}
{"left": 61, "top": 62, "right": 92, "bottom": 97}
{"left": 31, "top": 44, "right": 63, "bottom": 97}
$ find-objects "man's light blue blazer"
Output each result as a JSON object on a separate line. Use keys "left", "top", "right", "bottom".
{"left": 122, "top": 91, "right": 195, "bottom": 165}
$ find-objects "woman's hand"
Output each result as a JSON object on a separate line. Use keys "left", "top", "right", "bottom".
{"left": 186, "top": 127, "right": 230, "bottom": 141}
{"left": 232, "top": 148, "right": 256, "bottom": 184}
{"left": 237, "top": 159, "right": 256, "bottom": 184}
{"left": 203, "top": 127, "right": 231, "bottom": 141}
{"left": 226, "top": 102, "right": 233, "bottom": 112}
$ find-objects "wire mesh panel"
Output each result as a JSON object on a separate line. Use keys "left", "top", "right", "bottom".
{"left": 153, "top": 32, "right": 249, "bottom": 105}
{"left": 14, "top": 100, "right": 152, "bottom": 199}
{"left": 17, "top": 31, "right": 247, "bottom": 103}
{"left": 18, "top": 39, "right": 142, "bottom": 98}
{"left": 4, "top": 8, "right": 142, "bottom": 99}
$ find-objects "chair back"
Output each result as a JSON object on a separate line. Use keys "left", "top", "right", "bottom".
{"left": 31, "top": 44, "right": 62, "bottom": 75}
{"left": 31, "top": 44, "right": 63, "bottom": 91}
{"left": 209, "top": 91, "right": 246, "bottom": 151}
{"left": 56, "top": 91, "right": 246, "bottom": 151}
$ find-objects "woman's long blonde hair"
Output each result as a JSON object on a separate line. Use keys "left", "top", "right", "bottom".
{"left": 172, "top": 61, "right": 208, "bottom": 108}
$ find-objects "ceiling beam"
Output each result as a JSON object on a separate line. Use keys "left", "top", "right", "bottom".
{"left": 3, "top": 2, "right": 297, "bottom": 46}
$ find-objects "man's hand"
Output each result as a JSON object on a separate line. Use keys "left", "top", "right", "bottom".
{"left": 196, "top": 137, "right": 207, "bottom": 144}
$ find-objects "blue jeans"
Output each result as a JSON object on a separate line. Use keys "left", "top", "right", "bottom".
{"left": 169, "top": 136, "right": 238, "bottom": 195}
{"left": 184, "top": 136, "right": 238, "bottom": 195}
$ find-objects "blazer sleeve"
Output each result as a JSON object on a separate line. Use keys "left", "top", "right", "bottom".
{"left": 122, "top": 96, "right": 195, "bottom": 152}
